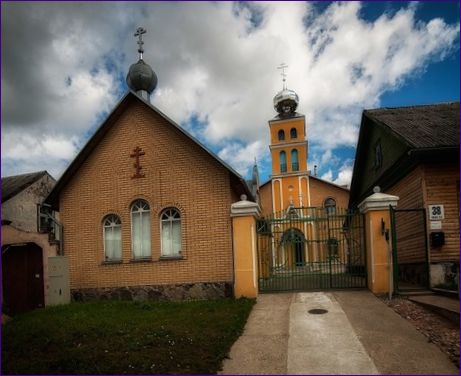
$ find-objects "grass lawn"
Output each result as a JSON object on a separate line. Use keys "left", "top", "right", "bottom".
{"left": 2, "top": 298, "right": 255, "bottom": 374}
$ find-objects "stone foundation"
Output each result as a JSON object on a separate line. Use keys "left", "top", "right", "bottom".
{"left": 71, "top": 282, "right": 233, "bottom": 302}
{"left": 430, "top": 262, "right": 459, "bottom": 290}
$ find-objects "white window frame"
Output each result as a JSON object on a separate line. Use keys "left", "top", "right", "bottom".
{"left": 130, "top": 200, "right": 151, "bottom": 259}
{"left": 160, "top": 208, "right": 182, "bottom": 257}
{"left": 103, "top": 214, "right": 122, "bottom": 261}
{"left": 324, "top": 198, "right": 337, "bottom": 215}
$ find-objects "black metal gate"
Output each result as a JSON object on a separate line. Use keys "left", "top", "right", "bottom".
{"left": 390, "top": 207, "right": 429, "bottom": 292}
{"left": 256, "top": 207, "right": 367, "bottom": 292}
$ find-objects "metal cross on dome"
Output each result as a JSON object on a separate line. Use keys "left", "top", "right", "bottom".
{"left": 277, "top": 63, "right": 288, "bottom": 90}
{"left": 134, "top": 27, "right": 146, "bottom": 59}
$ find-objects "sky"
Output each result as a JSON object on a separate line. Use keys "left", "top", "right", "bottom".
{"left": 2, "top": 1, "right": 460, "bottom": 187}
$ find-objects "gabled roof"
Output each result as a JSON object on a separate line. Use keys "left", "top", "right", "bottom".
{"left": 349, "top": 101, "right": 460, "bottom": 208}
{"left": 46, "top": 91, "right": 253, "bottom": 210}
{"left": 364, "top": 102, "right": 459, "bottom": 149}
{"left": 2, "top": 170, "right": 53, "bottom": 203}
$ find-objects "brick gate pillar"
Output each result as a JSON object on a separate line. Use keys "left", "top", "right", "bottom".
{"left": 359, "top": 188, "right": 399, "bottom": 295}
{"left": 231, "top": 195, "right": 261, "bottom": 298}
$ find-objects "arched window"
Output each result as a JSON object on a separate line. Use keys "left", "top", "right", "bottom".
{"left": 324, "top": 198, "right": 336, "bottom": 215}
{"left": 291, "top": 149, "right": 299, "bottom": 171}
{"left": 278, "top": 130, "right": 285, "bottom": 141}
{"left": 290, "top": 128, "right": 297, "bottom": 139}
{"left": 280, "top": 151, "right": 287, "bottom": 173}
{"left": 161, "top": 208, "right": 182, "bottom": 257}
{"left": 131, "top": 200, "right": 151, "bottom": 259}
{"left": 103, "top": 215, "right": 122, "bottom": 261}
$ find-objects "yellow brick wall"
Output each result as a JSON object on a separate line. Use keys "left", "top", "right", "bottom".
{"left": 259, "top": 182, "right": 273, "bottom": 217}
{"left": 269, "top": 117, "right": 308, "bottom": 175}
{"left": 309, "top": 178, "right": 350, "bottom": 209}
{"left": 60, "top": 100, "right": 235, "bottom": 290}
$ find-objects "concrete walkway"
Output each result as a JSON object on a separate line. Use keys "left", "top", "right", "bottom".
{"left": 220, "top": 291, "right": 458, "bottom": 375}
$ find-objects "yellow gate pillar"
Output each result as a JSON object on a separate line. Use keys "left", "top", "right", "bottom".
{"left": 358, "top": 188, "right": 399, "bottom": 295}
{"left": 231, "top": 194, "right": 261, "bottom": 298}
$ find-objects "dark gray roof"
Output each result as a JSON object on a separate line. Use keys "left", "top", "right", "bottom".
{"left": 364, "top": 102, "right": 459, "bottom": 149}
{"left": 2, "top": 171, "right": 48, "bottom": 203}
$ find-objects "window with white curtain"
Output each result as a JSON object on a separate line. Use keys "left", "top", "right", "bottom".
{"left": 131, "top": 200, "right": 151, "bottom": 259}
{"left": 103, "top": 214, "right": 122, "bottom": 261}
{"left": 324, "top": 198, "right": 337, "bottom": 215}
{"left": 160, "top": 208, "right": 182, "bottom": 257}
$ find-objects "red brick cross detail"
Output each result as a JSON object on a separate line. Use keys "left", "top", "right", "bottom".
{"left": 130, "top": 146, "right": 146, "bottom": 179}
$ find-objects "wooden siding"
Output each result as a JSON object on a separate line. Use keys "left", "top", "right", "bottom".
{"left": 355, "top": 117, "right": 408, "bottom": 201}
{"left": 423, "top": 164, "right": 459, "bottom": 263}
{"left": 387, "top": 167, "right": 426, "bottom": 264}
{"left": 387, "top": 164, "right": 460, "bottom": 264}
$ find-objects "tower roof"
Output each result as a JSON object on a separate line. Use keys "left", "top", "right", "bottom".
{"left": 126, "top": 59, "right": 157, "bottom": 93}
{"left": 273, "top": 89, "right": 299, "bottom": 116}
{"left": 274, "top": 63, "right": 299, "bottom": 117}
{"left": 126, "top": 27, "right": 157, "bottom": 98}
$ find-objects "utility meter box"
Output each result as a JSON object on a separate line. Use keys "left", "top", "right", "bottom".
{"left": 47, "top": 256, "right": 71, "bottom": 306}
{"left": 430, "top": 232, "right": 445, "bottom": 248}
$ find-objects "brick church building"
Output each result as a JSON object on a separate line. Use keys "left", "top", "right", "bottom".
{"left": 46, "top": 29, "right": 349, "bottom": 300}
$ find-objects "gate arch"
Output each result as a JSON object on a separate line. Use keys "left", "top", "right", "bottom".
{"left": 281, "top": 228, "right": 305, "bottom": 267}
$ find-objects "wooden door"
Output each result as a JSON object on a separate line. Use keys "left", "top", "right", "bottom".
{"left": 2, "top": 243, "right": 45, "bottom": 315}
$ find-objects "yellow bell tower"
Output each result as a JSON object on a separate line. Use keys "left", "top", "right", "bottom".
{"left": 269, "top": 67, "right": 310, "bottom": 213}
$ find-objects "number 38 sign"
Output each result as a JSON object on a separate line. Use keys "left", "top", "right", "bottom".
{"left": 428, "top": 205, "right": 444, "bottom": 220}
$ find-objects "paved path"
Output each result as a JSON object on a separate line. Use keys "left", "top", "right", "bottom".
{"left": 220, "top": 291, "right": 458, "bottom": 375}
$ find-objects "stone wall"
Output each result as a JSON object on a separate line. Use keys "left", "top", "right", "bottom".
{"left": 71, "top": 282, "right": 233, "bottom": 302}
{"left": 2, "top": 173, "right": 55, "bottom": 232}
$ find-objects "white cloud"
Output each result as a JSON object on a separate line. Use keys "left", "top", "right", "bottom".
{"left": 1, "top": 131, "right": 79, "bottom": 178}
{"left": 1, "top": 1, "right": 459, "bottom": 182}
{"left": 334, "top": 164, "right": 353, "bottom": 187}
{"left": 319, "top": 159, "right": 353, "bottom": 188}
{"left": 218, "top": 140, "right": 267, "bottom": 176}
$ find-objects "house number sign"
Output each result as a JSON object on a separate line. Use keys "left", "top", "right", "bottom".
{"left": 428, "top": 205, "right": 444, "bottom": 220}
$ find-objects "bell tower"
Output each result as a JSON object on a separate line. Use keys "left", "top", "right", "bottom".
{"left": 269, "top": 65, "right": 310, "bottom": 213}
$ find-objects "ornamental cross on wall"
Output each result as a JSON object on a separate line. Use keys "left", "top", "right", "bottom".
{"left": 130, "top": 146, "right": 146, "bottom": 179}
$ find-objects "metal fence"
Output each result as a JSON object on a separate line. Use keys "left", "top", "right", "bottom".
{"left": 257, "top": 206, "right": 367, "bottom": 292}
{"left": 390, "top": 207, "right": 429, "bottom": 292}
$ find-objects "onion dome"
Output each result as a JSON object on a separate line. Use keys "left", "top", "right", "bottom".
{"left": 273, "top": 89, "right": 299, "bottom": 116}
{"left": 126, "top": 59, "right": 157, "bottom": 94}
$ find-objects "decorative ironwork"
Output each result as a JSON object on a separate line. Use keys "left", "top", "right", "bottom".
{"left": 257, "top": 206, "right": 366, "bottom": 292}
{"left": 130, "top": 146, "right": 146, "bottom": 179}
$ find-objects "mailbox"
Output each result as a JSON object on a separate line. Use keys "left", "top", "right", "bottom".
{"left": 430, "top": 232, "right": 445, "bottom": 248}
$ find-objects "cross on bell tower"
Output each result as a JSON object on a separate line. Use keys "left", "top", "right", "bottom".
{"left": 277, "top": 63, "right": 288, "bottom": 90}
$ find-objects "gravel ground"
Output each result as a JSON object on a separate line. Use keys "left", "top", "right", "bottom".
{"left": 380, "top": 296, "right": 459, "bottom": 369}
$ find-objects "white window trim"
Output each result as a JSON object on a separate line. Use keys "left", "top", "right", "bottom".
{"left": 130, "top": 200, "right": 151, "bottom": 259}
{"left": 160, "top": 208, "right": 182, "bottom": 258}
{"left": 103, "top": 214, "right": 122, "bottom": 261}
